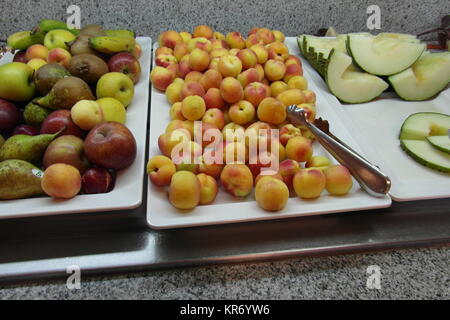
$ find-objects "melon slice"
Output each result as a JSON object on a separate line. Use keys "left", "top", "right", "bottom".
{"left": 389, "top": 52, "right": 450, "bottom": 101}
{"left": 347, "top": 34, "right": 426, "bottom": 76}
{"left": 426, "top": 136, "right": 450, "bottom": 154}
{"left": 325, "top": 50, "right": 389, "bottom": 104}
{"left": 399, "top": 112, "right": 450, "bottom": 140}
{"left": 401, "top": 140, "right": 450, "bottom": 173}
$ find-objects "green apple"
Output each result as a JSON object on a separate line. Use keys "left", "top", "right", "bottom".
{"left": 0, "top": 62, "right": 37, "bottom": 102}
{"left": 96, "top": 97, "right": 127, "bottom": 124}
{"left": 96, "top": 72, "right": 135, "bottom": 107}
{"left": 71, "top": 100, "right": 105, "bottom": 131}
{"left": 44, "top": 29, "right": 76, "bottom": 51}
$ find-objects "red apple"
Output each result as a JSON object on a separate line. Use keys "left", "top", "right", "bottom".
{"left": 13, "top": 124, "right": 39, "bottom": 136}
{"left": 13, "top": 51, "right": 28, "bottom": 63}
{"left": 0, "top": 98, "right": 22, "bottom": 131}
{"left": 82, "top": 167, "right": 115, "bottom": 194}
{"left": 40, "top": 110, "right": 85, "bottom": 138}
{"left": 108, "top": 52, "right": 142, "bottom": 84}
{"left": 84, "top": 122, "right": 137, "bottom": 170}
{"left": 43, "top": 135, "right": 90, "bottom": 173}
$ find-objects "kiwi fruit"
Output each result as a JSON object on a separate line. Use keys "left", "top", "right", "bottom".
{"left": 79, "top": 24, "right": 106, "bottom": 37}
{"left": 68, "top": 54, "right": 109, "bottom": 84}
{"left": 69, "top": 35, "right": 99, "bottom": 56}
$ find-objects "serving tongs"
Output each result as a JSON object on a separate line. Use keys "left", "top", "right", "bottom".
{"left": 287, "top": 105, "right": 391, "bottom": 198}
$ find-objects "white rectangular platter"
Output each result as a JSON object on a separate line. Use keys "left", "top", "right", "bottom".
{"left": 146, "top": 38, "right": 391, "bottom": 230}
{"left": 299, "top": 40, "right": 450, "bottom": 202}
{"left": 0, "top": 37, "right": 152, "bottom": 219}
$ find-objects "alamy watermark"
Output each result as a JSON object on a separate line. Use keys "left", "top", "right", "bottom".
{"left": 66, "top": 265, "right": 81, "bottom": 290}
{"left": 367, "top": 5, "right": 381, "bottom": 30}
{"left": 366, "top": 265, "right": 381, "bottom": 290}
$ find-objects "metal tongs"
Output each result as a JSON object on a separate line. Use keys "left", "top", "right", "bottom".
{"left": 287, "top": 105, "right": 391, "bottom": 198}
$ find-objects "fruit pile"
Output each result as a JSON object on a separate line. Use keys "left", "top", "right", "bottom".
{"left": 148, "top": 26, "right": 353, "bottom": 212}
{"left": 0, "top": 20, "right": 142, "bottom": 200}
{"left": 299, "top": 33, "right": 450, "bottom": 103}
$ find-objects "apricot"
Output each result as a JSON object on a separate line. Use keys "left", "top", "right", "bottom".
{"left": 173, "top": 42, "right": 189, "bottom": 62}
{"left": 286, "top": 136, "right": 313, "bottom": 163}
{"left": 225, "top": 32, "right": 246, "bottom": 49}
{"left": 147, "top": 155, "right": 176, "bottom": 187}
{"left": 218, "top": 55, "right": 243, "bottom": 78}
{"left": 169, "top": 171, "right": 201, "bottom": 210}
{"left": 250, "top": 44, "right": 269, "bottom": 64}
{"left": 288, "top": 76, "right": 308, "bottom": 90}
{"left": 203, "top": 88, "right": 226, "bottom": 110}
{"left": 184, "top": 71, "right": 204, "bottom": 83}
{"left": 202, "top": 108, "right": 225, "bottom": 130}
{"left": 256, "top": 28, "right": 275, "bottom": 44}
{"left": 165, "top": 78, "right": 185, "bottom": 104}
{"left": 151, "top": 66, "right": 175, "bottom": 92}
{"left": 193, "top": 25, "right": 214, "bottom": 39}
{"left": 278, "top": 159, "right": 301, "bottom": 190}
{"left": 170, "top": 102, "right": 186, "bottom": 121}
{"left": 179, "top": 31, "right": 192, "bottom": 43}
{"left": 236, "top": 49, "right": 258, "bottom": 70}
{"left": 189, "top": 48, "right": 210, "bottom": 72}
{"left": 272, "top": 30, "right": 285, "bottom": 43}
{"left": 220, "top": 77, "right": 244, "bottom": 104}
{"left": 284, "top": 61, "right": 303, "bottom": 83}
{"left": 180, "top": 81, "right": 205, "bottom": 100}
{"left": 41, "top": 164, "right": 81, "bottom": 199}
{"left": 159, "top": 30, "right": 184, "bottom": 49}
{"left": 229, "top": 100, "right": 256, "bottom": 125}
{"left": 257, "top": 97, "right": 286, "bottom": 125}
{"left": 199, "top": 69, "right": 223, "bottom": 91}
{"left": 270, "top": 81, "right": 288, "bottom": 98}
{"left": 293, "top": 169, "right": 326, "bottom": 199}
{"left": 244, "top": 82, "right": 271, "bottom": 108}
{"left": 305, "top": 156, "right": 331, "bottom": 172}
{"left": 220, "top": 163, "right": 254, "bottom": 197}
{"left": 276, "top": 89, "right": 306, "bottom": 107}
{"left": 255, "top": 176, "right": 289, "bottom": 212}
{"left": 181, "top": 95, "right": 206, "bottom": 121}
{"left": 325, "top": 165, "right": 353, "bottom": 196}
{"left": 237, "top": 68, "right": 260, "bottom": 89}
{"left": 264, "top": 59, "right": 286, "bottom": 81}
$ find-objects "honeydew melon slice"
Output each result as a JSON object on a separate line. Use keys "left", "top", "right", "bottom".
{"left": 389, "top": 52, "right": 450, "bottom": 101}
{"left": 347, "top": 34, "right": 426, "bottom": 76}
{"left": 377, "top": 32, "right": 420, "bottom": 42}
{"left": 399, "top": 112, "right": 450, "bottom": 140}
{"left": 426, "top": 136, "right": 450, "bottom": 154}
{"left": 325, "top": 50, "right": 389, "bottom": 104}
{"left": 400, "top": 139, "right": 450, "bottom": 173}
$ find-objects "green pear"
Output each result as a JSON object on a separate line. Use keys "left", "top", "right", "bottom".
{"left": 0, "top": 134, "right": 4, "bottom": 148}
{"left": 0, "top": 160, "right": 45, "bottom": 200}
{"left": 23, "top": 100, "right": 52, "bottom": 128}
{"left": 0, "top": 62, "right": 37, "bottom": 102}
{"left": 0, "top": 131, "right": 60, "bottom": 163}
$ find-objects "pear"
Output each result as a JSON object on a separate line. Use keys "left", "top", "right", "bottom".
{"left": 23, "top": 100, "right": 52, "bottom": 128}
{"left": 0, "top": 131, "right": 60, "bottom": 163}
{"left": 0, "top": 134, "right": 4, "bottom": 148}
{"left": 0, "top": 160, "right": 45, "bottom": 200}
{"left": 35, "top": 63, "right": 71, "bottom": 96}
{"left": 35, "top": 76, "right": 95, "bottom": 110}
